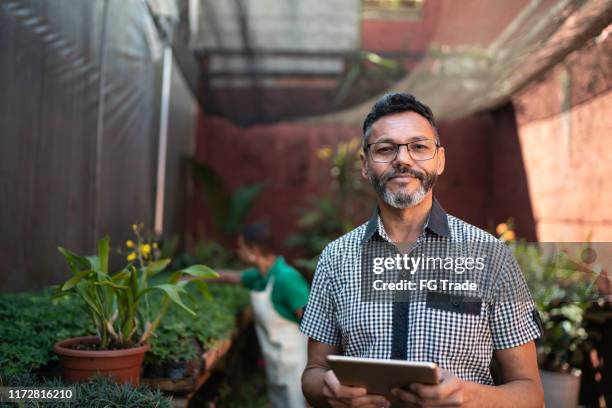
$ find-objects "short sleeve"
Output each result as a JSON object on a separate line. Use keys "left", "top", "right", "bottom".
{"left": 240, "top": 268, "right": 260, "bottom": 290}
{"left": 299, "top": 247, "right": 341, "bottom": 345}
{"left": 489, "top": 246, "right": 543, "bottom": 350}
{"left": 275, "top": 271, "right": 310, "bottom": 314}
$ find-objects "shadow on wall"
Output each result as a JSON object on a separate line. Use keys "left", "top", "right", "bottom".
{"left": 433, "top": 102, "right": 537, "bottom": 241}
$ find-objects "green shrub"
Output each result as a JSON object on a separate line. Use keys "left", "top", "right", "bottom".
{"left": 146, "top": 284, "right": 250, "bottom": 364}
{"left": 0, "top": 284, "right": 250, "bottom": 376}
{"left": 286, "top": 139, "right": 373, "bottom": 275}
{"left": 0, "top": 372, "right": 172, "bottom": 407}
{"left": 0, "top": 290, "right": 94, "bottom": 376}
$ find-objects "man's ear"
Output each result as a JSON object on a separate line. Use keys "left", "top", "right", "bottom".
{"left": 360, "top": 151, "right": 369, "bottom": 179}
{"left": 436, "top": 146, "right": 446, "bottom": 175}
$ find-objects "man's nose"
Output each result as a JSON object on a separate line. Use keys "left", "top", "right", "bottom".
{"left": 395, "top": 144, "right": 414, "bottom": 165}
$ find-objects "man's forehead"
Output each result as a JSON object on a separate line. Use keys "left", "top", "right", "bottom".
{"left": 369, "top": 111, "right": 436, "bottom": 140}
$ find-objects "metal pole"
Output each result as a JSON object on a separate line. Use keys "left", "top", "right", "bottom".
{"left": 154, "top": 44, "right": 172, "bottom": 235}
{"left": 93, "top": 0, "right": 110, "bottom": 243}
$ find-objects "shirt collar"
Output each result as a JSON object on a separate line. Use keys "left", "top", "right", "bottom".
{"left": 361, "top": 197, "right": 450, "bottom": 244}
{"left": 262, "top": 256, "right": 285, "bottom": 280}
{"left": 270, "top": 256, "right": 285, "bottom": 273}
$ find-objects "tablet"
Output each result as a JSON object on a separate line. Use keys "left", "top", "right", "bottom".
{"left": 326, "top": 355, "right": 439, "bottom": 397}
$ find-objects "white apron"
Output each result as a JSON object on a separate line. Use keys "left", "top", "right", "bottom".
{"left": 250, "top": 275, "right": 308, "bottom": 408}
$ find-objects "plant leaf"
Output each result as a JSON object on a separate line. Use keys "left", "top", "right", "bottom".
{"left": 62, "top": 270, "right": 91, "bottom": 291}
{"left": 143, "top": 284, "right": 196, "bottom": 317}
{"left": 144, "top": 259, "right": 171, "bottom": 278}
{"left": 94, "top": 280, "right": 128, "bottom": 290}
{"left": 57, "top": 247, "right": 90, "bottom": 274}
{"left": 111, "top": 268, "right": 131, "bottom": 284}
{"left": 193, "top": 280, "right": 214, "bottom": 301}
{"left": 224, "top": 182, "right": 266, "bottom": 234}
{"left": 180, "top": 264, "right": 219, "bottom": 280}
{"left": 86, "top": 256, "right": 102, "bottom": 275}
{"left": 98, "top": 236, "right": 110, "bottom": 275}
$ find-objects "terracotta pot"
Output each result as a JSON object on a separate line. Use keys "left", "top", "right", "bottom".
{"left": 540, "top": 369, "right": 581, "bottom": 408}
{"left": 53, "top": 336, "right": 149, "bottom": 386}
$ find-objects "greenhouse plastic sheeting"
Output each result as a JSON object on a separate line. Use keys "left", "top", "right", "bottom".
{"left": 0, "top": 0, "right": 196, "bottom": 291}
{"left": 311, "top": 0, "right": 612, "bottom": 124}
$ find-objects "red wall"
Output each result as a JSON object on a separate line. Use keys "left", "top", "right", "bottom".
{"left": 192, "top": 106, "right": 536, "bottom": 255}
{"left": 193, "top": 116, "right": 359, "bottom": 252}
{"left": 511, "top": 36, "right": 612, "bottom": 241}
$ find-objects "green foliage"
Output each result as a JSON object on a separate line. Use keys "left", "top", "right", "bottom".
{"left": 0, "top": 283, "right": 249, "bottom": 376}
{"left": 286, "top": 139, "right": 374, "bottom": 274}
{"left": 0, "top": 372, "right": 172, "bottom": 407}
{"left": 193, "top": 240, "right": 244, "bottom": 269}
{"left": 54, "top": 229, "right": 218, "bottom": 349}
{"left": 216, "top": 366, "right": 268, "bottom": 408}
{"left": 0, "top": 289, "right": 94, "bottom": 376}
{"left": 191, "top": 160, "right": 266, "bottom": 235}
{"left": 509, "top": 238, "right": 600, "bottom": 372}
{"left": 145, "top": 284, "right": 250, "bottom": 364}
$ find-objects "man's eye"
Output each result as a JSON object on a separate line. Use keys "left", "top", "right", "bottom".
{"left": 376, "top": 146, "right": 395, "bottom": 154}
{"left": 412, "top": 144, "right": 427, "bottom": 151}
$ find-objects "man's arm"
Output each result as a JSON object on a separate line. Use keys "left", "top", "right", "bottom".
{"left": 302, "top": 339, "right": 390, "bottom": 408}
{"left": 392, "top": 341, "right": 544, "bottom": 407}
{"left": 183, "top": 269, "right": 242, "bottom": 284}
{"left": 214, "top": 269, "right": 242, "bottom": 284}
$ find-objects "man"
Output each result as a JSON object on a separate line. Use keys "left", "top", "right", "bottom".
{"left": 300, "top": 93, "right": 544, "bottom": 407}
{"left": 198, "top": 224, "right": 310, "bottom": 407}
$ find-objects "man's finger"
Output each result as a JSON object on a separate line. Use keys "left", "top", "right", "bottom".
{"left": 324, "top": 370, "right": 368, "bottom": 398}
{"left": 335, "top": 384, "right": 368, "bottom": 398}
{"left": 418, "top": 399, "right": 462, "bottom": 408}
{"left": 328, "top": 399, "right": 348, "bottom": 408}
{"left": 322, "top": 383, "right": 335, "bottom": 398}
{"left": 391, "top": 387, "right": 419, "bottom": 403}
{"left": 325, "top": 370, "right": 367, "bottom": 397}
{"left": 347, "top": 394, "right": 390, "bottom": 407}
{"left": 410, "top": 378, "right": 459, "bottom": 400}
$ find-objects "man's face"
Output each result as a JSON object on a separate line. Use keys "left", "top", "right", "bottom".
{"left": 237, "top": 235, "right": 256, "bottom": 265}
{"left": 361, "top": 111, "right": 445, "bottom": 209}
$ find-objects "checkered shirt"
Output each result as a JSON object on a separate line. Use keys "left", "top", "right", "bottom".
{"left": 300, "top": 198, "right": 542, "bottom": 385}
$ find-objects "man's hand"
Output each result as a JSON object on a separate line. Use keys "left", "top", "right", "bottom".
{"left": 391, "top": 368, "right": 465, "bottom": 407}
{"left": 323, "top": 369, "right": 390, "bottom": 408}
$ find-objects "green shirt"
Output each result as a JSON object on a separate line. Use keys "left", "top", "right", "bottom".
{"left": 240, "top": 256, "right": 310, "bottom": 323}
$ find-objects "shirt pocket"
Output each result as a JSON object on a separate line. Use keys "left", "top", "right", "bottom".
{"left": 420, "top": 292, "right": 491, "bottom": 362}
{"left": 426, "top": 291, "right": 482, "bottom": 315}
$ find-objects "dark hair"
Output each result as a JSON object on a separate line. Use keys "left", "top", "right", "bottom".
{"left": 362, "top": 92, "right": 439, "bottom": 144}
{"left": 240, "top": 223, "right": 273, "bottom": 254}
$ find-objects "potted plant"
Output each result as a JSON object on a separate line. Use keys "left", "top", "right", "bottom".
{"left": 499, "top": 223, "right": 600, "bottom": 408}
{"left": 53, "top": 224, "right": 218, "bottom": 386}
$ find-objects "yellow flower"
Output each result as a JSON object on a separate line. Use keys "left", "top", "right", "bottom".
{"left": 152, "top": 242, "right": 158, "bottom": 249}
{"left": 140, "top": 244, "right": 151, "bottom": 257}
{"left": 495, "top": 223, "right": 508, "bottom": 236}
{"left": 347, "top": 138, "right": 359, "bottom": 152}
{"left": 127, "top": 252, "right": 137, "bottom": 262}
{"left": 126, "top": 240, "right": 134, "bottom": 248}
{"left": 132, "top": 224, "right": 138, "bottom": 232}
{"left": 502, "top": 230, "right": 516, "bottom": 241}
{"left": 316, "top": 146, "right": 332, "bottom": 160}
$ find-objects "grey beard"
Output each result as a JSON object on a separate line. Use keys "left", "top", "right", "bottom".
{"left": 367, "top": 166, "right": 437, "bottom": 209}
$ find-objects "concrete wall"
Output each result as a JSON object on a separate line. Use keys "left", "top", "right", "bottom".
{"left": 512, "top": 34, "right": 612, "bottom": 241}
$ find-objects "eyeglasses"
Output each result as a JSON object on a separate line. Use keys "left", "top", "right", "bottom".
{"left": 365, "top": 140, "right": 440, "bottom": 163}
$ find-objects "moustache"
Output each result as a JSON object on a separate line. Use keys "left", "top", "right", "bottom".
{"left": 379, "top": 167, "right": 426, "bottom": 185}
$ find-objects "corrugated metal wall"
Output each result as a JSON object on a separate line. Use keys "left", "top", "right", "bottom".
{"left": 0, "top": 0, "right": 196, "bottom": 292}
